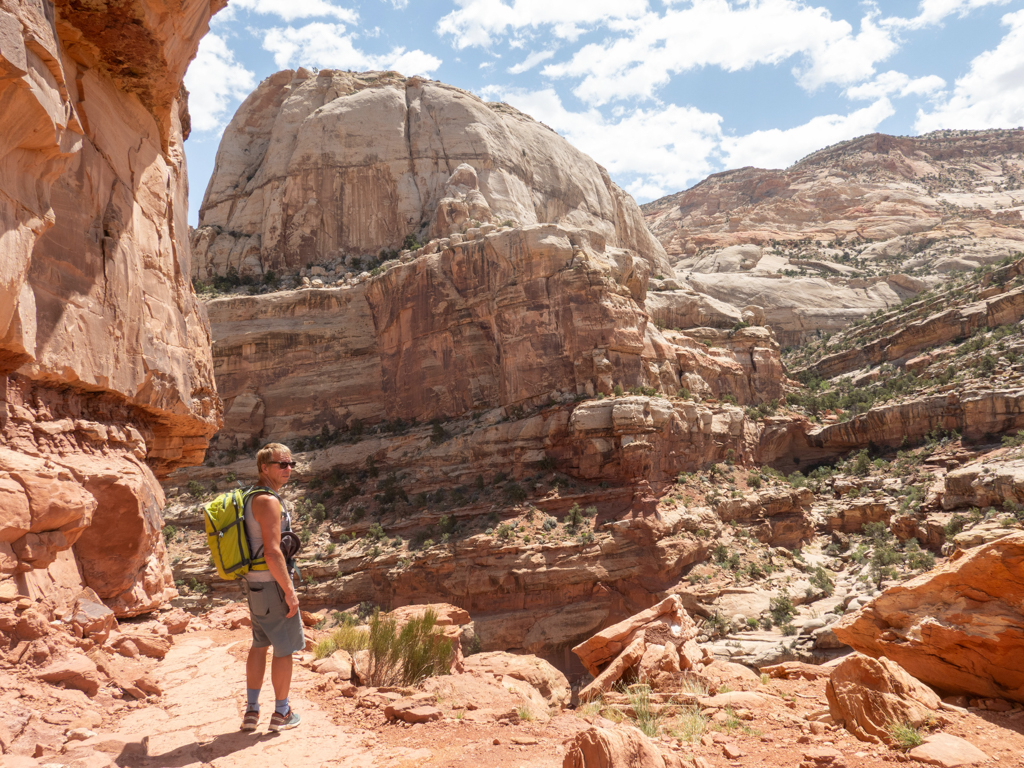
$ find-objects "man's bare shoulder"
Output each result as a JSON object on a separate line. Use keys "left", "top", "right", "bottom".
{"left": 251, "top": 491, "right": 282, "bottom": 517}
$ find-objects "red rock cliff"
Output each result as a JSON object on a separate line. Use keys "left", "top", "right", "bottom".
{"left": 0, "top": 0, "right": 222, "bottom": 614}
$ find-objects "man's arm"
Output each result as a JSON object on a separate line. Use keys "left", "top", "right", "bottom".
{"left": 251, "top": 494, "right": 299, "bottom": 618}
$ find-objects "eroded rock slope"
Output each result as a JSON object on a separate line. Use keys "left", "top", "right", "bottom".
{"left": 643, "top": 130, "right": 1024, "bottom": 346}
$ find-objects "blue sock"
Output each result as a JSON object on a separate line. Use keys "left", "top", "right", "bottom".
{"left": 247, "top": 689, "right": 260, "bottom": 711}
{"left": 275, "top": 697, "right": 289, "bottom": 716}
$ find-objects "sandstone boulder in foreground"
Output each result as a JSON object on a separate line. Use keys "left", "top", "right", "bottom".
{"left": 563, "top": 725, "right": 684, "bottom": 768}
{"left": 463, "top": 650, "right": 570, "bottom": 708}
{"left": 909, "top": 733, "right": 990, "bottom": 767}
{"left": 572, "top": 595, "right": 701, "bottom": 702}
{"left": 832, "top": 532, "right": 1024, "bottom": 703}
{"left": 825, "top": 653, "right": 940, "bottom": 744}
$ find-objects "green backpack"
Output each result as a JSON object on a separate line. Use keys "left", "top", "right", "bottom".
{"left": 203, "top": 486, "right": 278, "bottom": 580}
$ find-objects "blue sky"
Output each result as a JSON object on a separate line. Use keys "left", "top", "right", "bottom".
{"left": 183, "top": 0, "right": 1024, "bottom": 225}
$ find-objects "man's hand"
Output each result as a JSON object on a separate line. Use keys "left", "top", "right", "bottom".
{"left": 284, "top": 588, "right": 299, "bottom": 618}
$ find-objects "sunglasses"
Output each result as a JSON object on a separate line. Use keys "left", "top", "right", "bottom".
{"left": 273, "top": 461, "right": 298, "bottom": 469}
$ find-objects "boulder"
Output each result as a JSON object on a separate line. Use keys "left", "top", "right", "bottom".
{"left": 573, "top": 595, "right": 698, "bottom": 677}
{"left": 71, "top": 588, "right": 117, "bottom": 643}
{"left": 462, "top": 651, "right": 570, "bottom": 707}
{"left": 421, "top": 669, "right": 548, "bottom": 722}
{"left": 313, "top": 650, "right": 353, "bottom": 680}
{"left": 36, "top": 654, "right": 102, "bottom": 697}
{"left": 562, "top": 725, "right": 684, "bottom": 768}
{"left": 832, "top": 532, "right": 1024, "bottom": 703}
{"left": 383, "top": 699, "right": 443, "bottom": 724}
{"left": 579, "top": 634, "right": 647, "bottom": 703}
{"left": 702, "top": 660, "right": 761, "bottom": 691}
{"left": 118, "top": 633, "right": 171, "bottom": 659}
{"left": 389, "top": 603, "right": 470, "bottom": 627}
{"left": 351, "top": 649, "right": 371, "bottom": 686}
{"left": 909, "top": 733, "right": 990, "bottom": 767}
{"left": 825, "top": 653, "right": 941, "bottom": 744}
{"left": 15, "top": 608, "right": 50, "bottom": 640}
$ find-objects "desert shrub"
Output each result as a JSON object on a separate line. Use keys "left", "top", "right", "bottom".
{"left": 162, "top": 524, "right": 177, "bottom": 544}
{"left": 886, "top": 721, "right": 924, "bottom": 750}
{"left": 495, "top": 523, "right": 514, "bottom": 541}
{"left": 862, "top": 521, "right": 892, "bottom": 544}
{"left": 769, "top": 593, "right": 796, "bottom": 625}
{"left": 852, "top": 449, "right": 871, "bottom": 476}
{"left": 809, "top": 566, "right": 835, "bottom": 596}
{"left": 944, "top": 514, "right": 966, "bottom": 537}
{"left": 542, "top": 516, "right": 558, "bottom": 531}
{"left": 366, "top": 608, "right": 453, "bottom": 687}
{"left": 564, "top": 503, "right": 585, "bottom": 530}
{"left": 505, "top": 482, "right": 527, "bottom": 503}
{"left": 904, "top": 538, "right": 935, "bottom": 571}
{"left": 870, "top": 542, "right": 903, "bottom": 586}
{"left": 747, "top": 473, "right": 762, "bottom": 489}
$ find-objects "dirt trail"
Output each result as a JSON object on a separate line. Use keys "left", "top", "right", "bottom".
{"left": 101, "top": 632, "right": 376, "bottom": 768}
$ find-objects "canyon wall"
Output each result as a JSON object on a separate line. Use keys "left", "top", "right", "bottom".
{"left": 195, "top": 71, "right": 783, "bottom": 452}
{"left": 0, "top": 0, "right": 221, "bottom": 613}
{"left": 207, "top": 222, "right": 783, "bottom": 449}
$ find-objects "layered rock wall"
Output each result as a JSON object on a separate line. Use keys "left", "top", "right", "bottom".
{"left": 0, "top": 0, "right": 221, "bottom": 613}
{"left": 206, "top": 223, "right": 781, "bottom": 450}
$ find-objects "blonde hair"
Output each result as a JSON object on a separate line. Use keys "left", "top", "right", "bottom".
{"left": 256, "top": 443, "right": 291, "bottom": 473}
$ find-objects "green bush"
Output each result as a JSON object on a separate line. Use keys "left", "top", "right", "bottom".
{"left": 810, "top": 566, "right": 835, "bottom": 596}
{"left": 366, "top": 608, "right": 453, "bottom": 687}
{"left": 162, "top": 524, "right": 177, "bottom": 544}
{"left": 769, "top": 593, "right": 796, "bottom": 625}
{"left": 505, "top": 483, "right": 527, "bottom": 503}
{"left": 564, "top": 503, "right": 585, "bottom": 530}
{"left": 886, "top": 721, "right": 924, "bottom": 750}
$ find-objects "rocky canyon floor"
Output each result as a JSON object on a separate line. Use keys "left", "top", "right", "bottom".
{"left": 5, "top": 599, "right": 1024, "bottom": 768}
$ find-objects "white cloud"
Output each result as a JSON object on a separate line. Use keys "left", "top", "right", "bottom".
{"left": 887, "top": 0, "right": 1011, "bottom": 29}
{"left": 227, "top": 0, "right": 357, "bottom": 22}
{"left": 383, "top": 0, "right": 408, "bottom": 8}
{"left": 508, "top": 49, "right": 554, "bottom": 74}
{"left": 793, "top": 12, "right": 898, "bottom": 91}
{"left": 539, "top": 1, "right": 900, "bottom": 106}
{"left": 846, "top": 70, "right": 946, "bottom": 100}
{"left": 184, "top": 34, "right": 256, "bottom": 133}
{"left": 389, "top": 49, "right": 444, "bottom": 76}
{"left": 721, "top": 98, "right": 895, "bottom": 170}
{"left": 437, "top": 0, "right": 648, "bottom": 49}
{"left": 261, "top": 22, "right": 441, "bottom": 74}
{"left": 916, "top": 9, "right": 1024, "bottom": 131}
{"left": 482, "top": 86, "right": 722, "bottom": 198}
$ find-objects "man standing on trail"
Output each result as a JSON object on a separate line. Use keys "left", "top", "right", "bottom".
{"left": 241, "top": 443, "right": 304, "bottom": 732}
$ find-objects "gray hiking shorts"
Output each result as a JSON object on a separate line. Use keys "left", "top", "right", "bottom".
{"left": 242, "top": 580, "right": 305, "bottom": 657}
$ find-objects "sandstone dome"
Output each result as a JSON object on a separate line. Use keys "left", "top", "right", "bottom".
{"left": 192, "top": 68, "right": 672, "bottom": 279}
